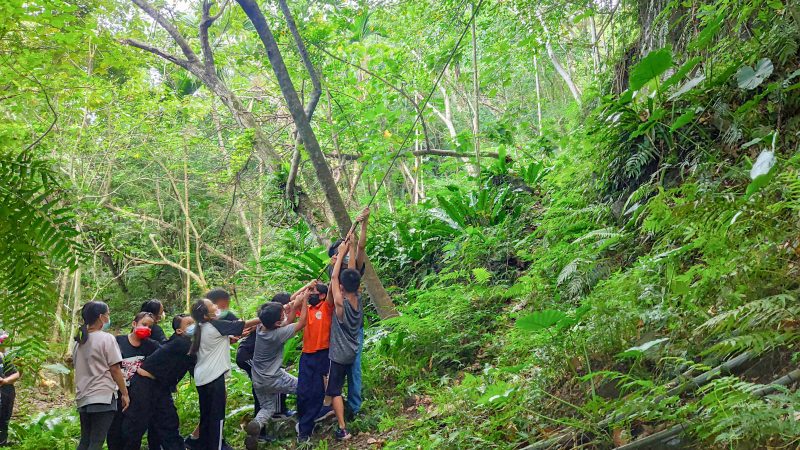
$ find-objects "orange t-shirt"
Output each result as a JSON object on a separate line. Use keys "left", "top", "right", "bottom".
{"left": 302, "top": 301, "right": 333, "bottom": 353}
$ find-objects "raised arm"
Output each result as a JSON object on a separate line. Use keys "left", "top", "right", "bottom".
{"left": 293, "top": 295, "right": 309, "bottom": 332}
{"left": 331, "top": 234, "right": 352, "bottom": 317}
{"left": 355, "top": 207, "right": 370, "bottom": 269}
{"left": 243, "top": 317, "right": 262, "bottom": 328}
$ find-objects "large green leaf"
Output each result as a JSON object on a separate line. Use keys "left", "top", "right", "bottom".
{"left": 670, "top": 110, "right": 696, "bottom": 131}
{"left": 736, "top": 58, "right": 774, "bottom": 90}
{"left": 516, "top": 309, "right": 568, "bottom": 332}
{"left": 629, "top": 48, "right": 673, "bottom": 91}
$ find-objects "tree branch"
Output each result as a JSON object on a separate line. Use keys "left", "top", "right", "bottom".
{"left": 121, "top": 38, "right": 194, "bottom": 71}
{"left": 200, "top": 0, "right": 229, "bottom": 75}
{"left": 131, "top": 0, "right": 200, "bottom": 64}
{"left": 105, "top": 204, "right": 247, "bottom": 270}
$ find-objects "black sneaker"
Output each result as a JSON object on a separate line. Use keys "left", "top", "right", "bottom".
{"left": 335, "top": 427, "right": 352, "bottom": 441}
{"left": 244, "top": 420, "right": 262, "bottom": 450}
{"left": 184, "top": 435, "right": 200, "bottom": 450}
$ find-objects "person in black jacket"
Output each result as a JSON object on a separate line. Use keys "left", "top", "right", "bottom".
{"left": 0, "top": 331, "right": 20, "bottom": 447}
{"left": 140, "top": 300, "right": 169, "bottom": 344}
{"left": 122, "top": 314, "right": 196, "bottom": 450}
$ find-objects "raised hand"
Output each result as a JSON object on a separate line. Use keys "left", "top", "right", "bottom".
{"left": 356, "top": 206, "right": 370, "bottom": 223}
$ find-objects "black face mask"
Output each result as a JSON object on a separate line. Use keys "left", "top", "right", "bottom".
{"left": 309, "top": 294, "right": 322, "bottom": 306}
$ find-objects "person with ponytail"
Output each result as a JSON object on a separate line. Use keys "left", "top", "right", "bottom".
{"left": 123, "top": 314, "right": 197, "bottom": 450}
{"left": 190, "top": 297, "right": 261, "bottom": 450}
{"left": 107, "top": 312, "right": 160, "bottom": 450}
{"left": 73, "top": 301, "right": 128, "bottom": 450}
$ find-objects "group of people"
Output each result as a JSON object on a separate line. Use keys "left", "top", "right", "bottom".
{"left": 70, "top": 208, "right": 371, "bottom": 450}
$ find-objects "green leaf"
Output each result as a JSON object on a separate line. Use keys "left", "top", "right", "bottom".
{"left": 516, "top": 309, "right": 567, "bottom": 332}
{"left": 689, "top": 13, "right": 723, "bottom": 51}
{"left": 670, "top": 110, "right": 695, "bottom": 131}
{"left": 736, "top": 58, "right": 774, "bottom": 90}
{"left": 629, "top": 47, "right": 673, "bottom": 91}
{"left": 662, "top": 56, "right": 701, "bottom": 91}
{"left": 471, "top": 267, "right": 491, "bottom": 285}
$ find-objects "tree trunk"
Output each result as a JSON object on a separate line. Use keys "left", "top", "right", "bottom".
{"left": 52, "top": 269, "right": 70, "bottom": 342}
{"left": 236, "top": 0, "right": 397, "bottom": 318}
{"left": 65, "top": 268, "right": 82, "bottom": 357}
{"left": 536, "top": 10, "right": 582, "bottom": 105}
{"left": 533, "top": 54, "right": 543, "bottom": 136}
{"left": 471, "top": 3, "right": 481, "bottom": 175}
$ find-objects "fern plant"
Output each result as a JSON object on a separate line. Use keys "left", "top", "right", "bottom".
{"left": 0, "top": 150, "right": 80, "bottom": 366}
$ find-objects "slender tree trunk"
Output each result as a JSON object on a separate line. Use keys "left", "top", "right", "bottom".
{"left": 236, "top": 0, "right": 397, "bottom": 318}
{"left": 52, "top": 269, "right": 70, "bottom": 342}
{"left": 183, "top": 149, "right": 192, "bottom": 310}
{"left": 589, "top": 14, "right": 601, "bottom": 72}
{"left": 536, "top": 10, "right": 582, "bottom": 105}
{"left": 471, "top": 3, "right": 481, "bottom": 175}
{"left": 534, "top": 54, "right": 543, "bottom": 136}
{"left": 65, "top": 268, "right": 82, "bottom": 357}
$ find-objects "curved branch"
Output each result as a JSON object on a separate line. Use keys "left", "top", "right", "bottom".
{"left": 23, "top": 73, "right": 57, "bottom": 152}
{"left": 200, "top": 0, "right": 229, "bottom": 75}
{"left": 121, "top": 38, "right": 194, "bottom": 71}
{"left": 131, "top": 0, "right": 200, "bottom": 64}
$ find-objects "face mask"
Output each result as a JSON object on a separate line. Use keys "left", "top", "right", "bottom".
{"left": 309, "top": 294, "right": 322, "bottom": 306}
{"left": 134, "top": 326, "right": 152, "bottom": 339}
{"left": 185, "top": 324, "right": 196, "bottom": 337}
{"left": 216, "top": 309, "right": 228, "bottom": 319}
{"left": 102, "top": 317, "right": 111, "bottom": 331}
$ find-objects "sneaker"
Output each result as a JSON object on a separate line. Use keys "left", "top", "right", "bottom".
{"left": 272, "top": 409, "right": 297, "bottom": 420}
{"left": 244, "top": 420, "right": 262, "bottom": 450}
{"left": 315, "top": 405, "right": 335, "bottom": 422}
{"left": 221, "top": 443, "right": 236, "bottom": 450}
{"left": 335, "top": 427, "right": 352, "bottom": 441}
{"left": 184, "top": 435, "right": 200, "bottom": 450}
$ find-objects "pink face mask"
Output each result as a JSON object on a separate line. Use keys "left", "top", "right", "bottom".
{"left": 0, "top": 334, "right": 8, "bottom": 345}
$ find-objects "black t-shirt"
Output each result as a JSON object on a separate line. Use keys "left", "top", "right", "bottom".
{"left": 115, "top": 335, "right": 160, "bottom": 385}
{"left": 140, "top": 334, "right": 195, "bottom": 390}
{"left": 150, "top": 324, "right": 168, "bottom": 344}
{"left": 0, "top": 351, "right": 17, "bottom": 394}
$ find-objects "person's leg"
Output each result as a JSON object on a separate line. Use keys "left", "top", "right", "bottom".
{"left": 298, "top": 350, "right": 328, "bottom": 437}
{"left": 87, "top": 410, "right": 116, "bottom": 450}
{"left": 0, "top": 388, "right": 15, "bottom": 444}
{"left": 123, "top": 377, "right": 154, "bottom": 450}
{"left": 325, "top": 361, "right": 351, "bottom": 438}
{"left": 205, "top": 375, "right": 227, "bottom": 450}
{"left": 105, "top": 408, "right": 124, "bottom": 450}
{"left": 77, "top": 410, "right": 92, "bottom": 450}
{"left": 242, "top": 362, "right": 262, "bottom": 416}
{"left": 346, "top": 327, "right": 364, "bottom": 415}
{"left": 196, "top": 382, "right": 212, "bottom": 449}
{"left": 151, "top": 385, "right": 184, "bottom": 450}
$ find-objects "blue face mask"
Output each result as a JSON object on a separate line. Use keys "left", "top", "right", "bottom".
{"left": 185, "top": 324, "right": 196, "bottom": 337}
{"left": 102, "top": 317, "right": 111, "bottom": 331}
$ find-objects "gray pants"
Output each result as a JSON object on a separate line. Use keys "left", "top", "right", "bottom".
{"left": 253, "top": 370, "right": 297, "bottom": 426}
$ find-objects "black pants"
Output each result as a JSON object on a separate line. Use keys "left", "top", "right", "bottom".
{"left": 108, "top": 395, "right": 161, "bottom": 450}
{"left": 237, "top": 358, "right": 261, "bottom": 416}
{"left": 123, "top": 375, "right": 184, "bottom": 450}
{"left": 0, "top": 387, "right": 15, "bottom": 444}
{"left": 297, "top": 349, "right": 329, "bottom": 437}
{"left": 197, "top": 374, "right": 227, "bottom": 450}
{"left": 77, "top": 410, "right": 116, "bottom": 450}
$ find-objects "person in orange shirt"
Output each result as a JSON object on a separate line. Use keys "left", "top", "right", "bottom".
{"left": 295, "top": 281, "right": 332, "bottom": 443}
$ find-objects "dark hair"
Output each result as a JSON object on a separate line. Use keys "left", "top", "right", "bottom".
{"left": 340, "top": 268, "right": 361, "bottom": 293}
{"left": 258, "top": 302, "right": 283, "bottom": 329}
{"left": 316, "top": 283, "right": 329, "bottom": 294}
{"left": 133, "top": 312, "right": 154, "bottom": 326}
{"left": 189, "top": 300, "right": 210, "bottom": 355}
{"left": 140, "top": 299, "right": 163, "bottom": 317}
{"left": 76, "top": 301, "right": 109, "bottom": 345}
{"left": 271, "top": 293, "right": 291, "bottom": 305}
{"left": 328, "top": 239, "right": 343, "bottom": 258}
{"left": 205, "top": 289, "right": 230, "bottom": 304}
{"left": 172, "top": 314, "right": 189, "bottom": 332}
